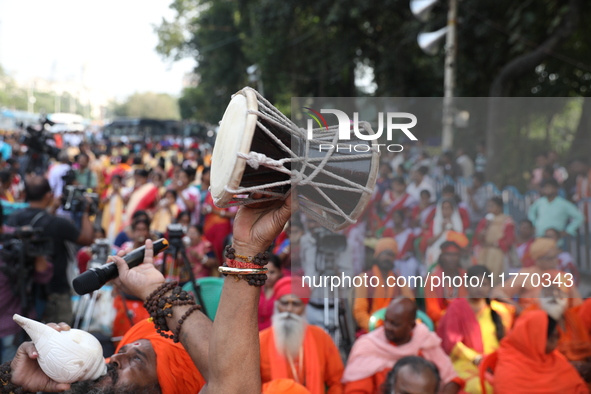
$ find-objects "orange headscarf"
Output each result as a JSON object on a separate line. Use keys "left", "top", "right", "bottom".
{"left": 262, "top": 379, "right": 311, "bottom": 393}
{"left": 374, "top": 237, "right": 398, "bottom": 257}
{"left": 494, "top": 310, "right": 588, "bottom": 394}
{"left": 529, "top": 238, "right": 557, "bottom": 260}
{"left": 446, "top": 231, "right": 469, "bottom": 248}
{"left": 115, "top": 319, "right": 205, "bottom": 394}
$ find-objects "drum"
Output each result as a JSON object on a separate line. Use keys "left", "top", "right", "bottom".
{"left": 210, "top": 87, "right": 379, "bottom": 231}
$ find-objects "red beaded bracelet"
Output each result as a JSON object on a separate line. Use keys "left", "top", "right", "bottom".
{"left": 226, "top": 258, "right": 264, "bottom": 269}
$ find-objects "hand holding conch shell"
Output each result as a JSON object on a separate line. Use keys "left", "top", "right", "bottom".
{"left": 12, "top": 314, "right": 107, "bottom": 385}
{"left": 10, "top": 322, "right": 73, "bottom": 392}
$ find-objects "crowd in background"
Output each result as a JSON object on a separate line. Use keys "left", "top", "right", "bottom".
{"left": 0, "top": 130, "right": 590, "bottom": 394}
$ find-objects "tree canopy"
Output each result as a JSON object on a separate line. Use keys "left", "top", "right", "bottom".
{"left": 155, "top": 0, "right": 591, "bottom": 186}
{"left": 113, "top": 92, "right": 181, "bottom": 120}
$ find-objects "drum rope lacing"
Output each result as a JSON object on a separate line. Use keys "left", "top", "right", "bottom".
{"left": 221, "top": 87, "right": 379, "bottom": 231}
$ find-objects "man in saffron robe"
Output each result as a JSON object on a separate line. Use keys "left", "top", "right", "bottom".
{"left": 536, "top": 286, "right": 591, "bottom": 386}
{"left": 263, "top": 379, "right": 311, "bottom": 394}
{"left": 424, "top": 241, "right": 468, "bottom": 325}
{"left": 353, "top": 237, "right": 414, "bottom": 333}
{"left": 259, "top": 277, "right": 344, "bottom": 394}
{"left": 9, "top": 318, "right": 206, "bottom": 394}
{"left": 494, "top": 310, "right": 589, "bottom": 394}
{"left": 8, "top": 184, "right": 297, "bottom": 394}
{"left": 343, "top": 298, "right": 462, "bottom": 394}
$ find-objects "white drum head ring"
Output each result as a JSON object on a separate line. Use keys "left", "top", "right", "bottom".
{"left": 210, "top": 89, "right": 258, "bottom": 206}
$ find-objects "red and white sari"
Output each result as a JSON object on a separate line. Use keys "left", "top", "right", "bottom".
{"left": 391, "top": 228, "right": 424, "bottom": 286}
{"left": 125, "top": 183, "right": 159, "bottom": 225}
{"left": 380, "top": 192, "right": 417, "bottom": 229}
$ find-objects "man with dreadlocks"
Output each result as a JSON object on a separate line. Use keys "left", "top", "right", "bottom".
{"left": 2, "top": 193, "right": 296, "bottom": 394}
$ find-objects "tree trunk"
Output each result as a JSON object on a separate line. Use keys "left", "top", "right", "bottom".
{"left": 568, "top": 97, "right": 591, "bottom": 160}
{"left": 485, "top": 0, "right": 581, "bottom": 184}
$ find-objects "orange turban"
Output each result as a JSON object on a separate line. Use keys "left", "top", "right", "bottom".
{"left": 530, "top": 238, "right": 557, "bottom": 260}
{"left": 440, "top": 241, "right": 462, "bottom": 254}
{"left": 374, "top": 237, "right": 398, "bottom": 257}
{"left": 273, "top": 276, "right": 311, "bottom": 304}
{"left": 263, "top": 379, "right": 311, "bottom": 393}
{"left": 446, "top": 231, "right": 469, "bottom": 248}
{"left": 115, "top": 319, "right": 205, "bottom": 394}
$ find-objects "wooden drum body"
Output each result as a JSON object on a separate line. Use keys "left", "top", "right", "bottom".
{"left": 210, "top": 87, "right": 379, "bottom": 231}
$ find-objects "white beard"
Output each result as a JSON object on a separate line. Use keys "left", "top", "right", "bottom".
{"left": 272, "top": 310, "right": 307, "bottom": 359}
{"left": 540, "top": 296, "right": 567, "bottom": 321}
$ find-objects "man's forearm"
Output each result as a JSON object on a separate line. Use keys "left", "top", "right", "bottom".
{"left": 78, "top": 213, "right": 94, "bottom": 245}
{"left": 163, "top": 301, "right": 212, "bottom": 381}
{"left": 138, "top": 284, "right": 212, "bottom": 381}
{"left": 207, "top": 275, "right": 261, "bottom": 394}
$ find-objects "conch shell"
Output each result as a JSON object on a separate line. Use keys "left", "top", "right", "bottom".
{"left": 13, "top": 314, "right": 107, "bottom": 383}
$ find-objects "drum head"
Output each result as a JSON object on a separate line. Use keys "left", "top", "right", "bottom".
{"left": 210, "top": 89, "right": 258, "bottom": 205}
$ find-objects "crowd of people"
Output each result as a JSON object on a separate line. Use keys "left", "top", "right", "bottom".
{"left": 0, "top": 131, "right": 589, "bottom": 394}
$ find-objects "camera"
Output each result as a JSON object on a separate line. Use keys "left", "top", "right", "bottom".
{"left": 0, "top": 227, "right": 53, "bottom": 303}
{"left": 0, "top": 226, "right": 53, "bottom": 261}
{"left": 20, "top": 117, "right": 62, "bottom": 174}
{"left": 312, "top": 227, "right": 347, "bottom": 255}
{"left": 88, "top": 239, "right": 111, "bottom": 269}
{"left": 61, "top": 169, "right": 78, "bottom": 186}
{"left": 311, "top": 227, "right": 347, "bottom": 276}
{"left": 61, "top": 185, "right": 99, "bottom": 216}
{"left": 167, "top": 223, "right": 187, "bottom": 248}
{"left": 21, "top": 119, "right": 61, "bottom": 159}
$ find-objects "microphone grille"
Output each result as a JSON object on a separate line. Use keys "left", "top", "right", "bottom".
{"left": 73, "top": 270, "right": 102, "bottom": 295}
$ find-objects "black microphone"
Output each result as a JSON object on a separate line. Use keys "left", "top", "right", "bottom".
{"left": 73, "top": 238, "right": 169, "bottom": 295}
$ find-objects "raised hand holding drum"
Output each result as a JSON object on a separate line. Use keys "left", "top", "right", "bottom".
{"left": 210, "top": 87, "right": 379, "bottom": 231}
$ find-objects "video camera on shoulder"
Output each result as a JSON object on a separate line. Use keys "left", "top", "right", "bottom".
{"left": 0, "top": 226, "right": 54, "bottom": 311}
{"left": 0, "top": 226, "right": 53, "bottom": 265}
{"left": 21, "top": 118, "right": 61, "bottom": 159}
{"left": 61, "top": 169, "right": 77, "bottom": 186}
{"left": 61, "top": 185, "right": 99, "bottom": 216}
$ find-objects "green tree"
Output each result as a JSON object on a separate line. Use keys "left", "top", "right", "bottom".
{"left": 156, "top": 0, "right": 249, "bottom": 122}
{"left": 114, "top": 92, "right": 181, "bottom": 120}
{"left": 156, "top": 0, "right": 591, "bottom": 187}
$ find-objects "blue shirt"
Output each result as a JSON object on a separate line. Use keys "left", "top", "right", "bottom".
{"left": 0, "top": 142, "right": 12, "bottom": 161}
{"left": 528, "top": 196, "right": 583, "bottom": 237}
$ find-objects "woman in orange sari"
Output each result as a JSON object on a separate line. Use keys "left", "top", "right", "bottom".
{"left": 494, "top": 310, "right": 588, "bottom": 393}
